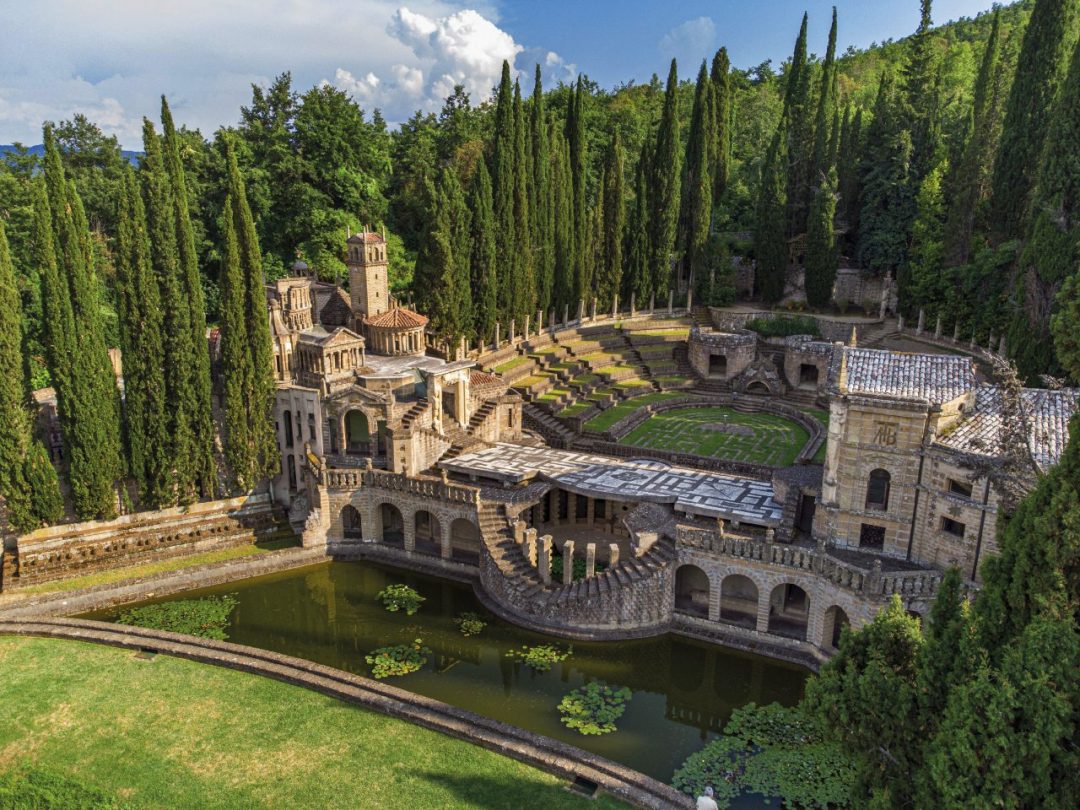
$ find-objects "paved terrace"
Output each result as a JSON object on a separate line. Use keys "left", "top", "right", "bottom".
{"left": 441, "top": 443, "right": 783, "bottom": 527}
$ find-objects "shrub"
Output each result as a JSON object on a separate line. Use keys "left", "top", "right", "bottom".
{"left": 377, "top": 584, "right": 425, "bottom": 615}
{"left": 744, "top": 315, "right": 821, "bottom": 338}
{"left": 454, "top": 612, "right": 487, "bottom": 637}
{"left": 558, "top": 682, "right": 632, "bottom": 735}
{"left": 365, "top": 639, "right": 431, "bottom": 678}
{"left": 0, "top": 766, "right": 130, "bottom": 809}
{"left": 549, "top": 556, "right": 607, "bottom": 582}
{"left": 505, "top": 643, "right": 572, "bottom": 672}
{"left": 115, "top": 595, "right": 237, "bottom": 640}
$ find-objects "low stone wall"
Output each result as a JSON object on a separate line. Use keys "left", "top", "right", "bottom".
{"left": 5, "top": 494, "right": 284, "bottom": 590}
{"left": 708, "top": 310, "right": 883, "bottom": 343}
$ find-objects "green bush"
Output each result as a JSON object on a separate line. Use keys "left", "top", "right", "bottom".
{"left": 0, "top": 766, "right": 130, "bottom": 809}
{"left": 557, "top": 682, "right": 632, "bottom": 736}
{"left": 744, "top": 315, "right": 821, "bottom": 338}
{"left": 454, "top": 612, "right": 487, "bottom": 637}
{"left": 365, "top": 639, "right": 431, "bottom": 679}
{"left": 505, "top": 643, "right": 572, "bottom": 672}
{"left": 377, "top": 584, "right": 425, "bottom": 615}
{"left": 115, "top": 595, "right": 237, "bottom": 640}
{"left": 549, "top": 556, "right": 607, "bottom": 582}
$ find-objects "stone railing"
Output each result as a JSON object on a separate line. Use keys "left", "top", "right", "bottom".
{"left": 323, "top": 468, "right": 481, "bottom": 506}
{"left": 578, "top": 440, "right": 776, "bottom": 481}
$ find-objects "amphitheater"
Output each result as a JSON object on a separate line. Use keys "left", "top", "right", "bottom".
{"left": 6, "top": 232, "right": 1078, "bottom": 669}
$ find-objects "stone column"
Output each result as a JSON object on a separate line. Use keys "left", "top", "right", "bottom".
{"left": 970, "top": 331, "right": 978, "bottom": 350}
{"left": 756, "top": 591, "right": 770, "bottom": 633}
{"left": 916, "top": 308, "right": 925, "bottom": 335}
{"left": 537, "top": 308, "right": 543, "bottom": 332}
{"left": 550, "top": 309, "right": 556, "bottom": 334}
{"left": 987, "top": 332, "right": 996, "bottom": 353}
{"left": 440, "top": 518, "right": 452, "bottom": 560}
{"left": 403, "top": 518, "right": 416, "bottom": 553}
{"left": 649, "top": 294, "right": 655, "bottom": 315}
{"left": 585, "top": 543, "right": 596, "bottom": 578}
{"left": 562, "top": 541, "right": 575, "bottom": 586}
{"left": 952, "top": 322, "right": 960, "bottom": 343}
{"left": 568, "top": 491, "right": 577, "bottom": 524}
{"left": 708, "top": 583, "right": 721, "bottom": 622}
{"left": 525, "top": 527, "right": 538, "bottom": 566}
{"left": 686, "top": 288, "right": 693, "bottom": 313}
{"left": 563, "top": 303, "right": 569, "bottom": 327}
{"left": 577, "top": 299, "right": 584, "bottom": 323}
{"left": 934, "top": 314, "right": 943, "bottom": 340}
{"left": 608, "top": 543, "right": 620, "bottom": 568}
{"left": 538, "top": 535, "right": 553, "bottom": 584}
{"left": 586, "top": 496, "right": 595, "bottom": 525}
{"left": 668, "top": 290, "right": 674, "bottom": 315}
{"left": 509, "top": 319, "right": 516, "bottom": 344}
{"left": 524, "top": 314, "right": 530, "bottom": 341}
{"left": 998, "top": 335, "right": 1006, "bottom": 355}
{"left": 513, "top": 520, "right": 526, "bottom": 545}
{"left": 611, "top": 294, "right": 618, "bottom": 320}
{"left": 494, "top": 321, "right": 500, "bottom": 348}
{"left": 898, "top": 313, "right": 904, "bottom": 332}
{"left": 630, "top": 292, "right": 636, "bottom": 317}
{"left": 590, "top": 298, "right": 597, "bottom": 322}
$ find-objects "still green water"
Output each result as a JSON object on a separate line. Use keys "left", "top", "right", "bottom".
{"left": 89, "top": 560, "right": 807, "bottom": 784}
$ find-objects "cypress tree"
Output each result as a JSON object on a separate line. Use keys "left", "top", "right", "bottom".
{"left": 219, "top": 195, "right": 254, "bottom": 491}
{"left": 625, "top": 140, "right": 652, "bottom": 305}
{"left": 552, "top": 128, "right": 576, "bottom": 315}
{"left": 944, "top": 11, "right": 1002, "bottom": 265}
{"left": 141, "top": 118, "right": 196, "bottom": 503}
{"left": 491, "top": 62, "right": 516, "bottom": 323}
{"left": 566, "top": 77, "right": 588, "bottom": 304}
{"left": 41, "top": 127, "right": 123, "bottom": 520}
{"left": 905, "top": 161, "right": 948, "bottom": 319}
{"left": 915, "top": 569, "right": 978, "bottom": 735}
{"left": 989, "top": 0, "right": 1079, "bottom": 239}
{"left": 115, "top": 166, "right": 170, "bottom": 507}
{"left": 161, "top": 97, "right": 216, "bottom": 497}
{"left": 710, "top": 48, "right": 732, "bottom": 207}
{"left": 598, "top": 131, "right": 625, "bottom": 310}
{"left": 511, "top": 81, "right": 535, "bottom": 322}
{"left": 783, "top": 14, "right": 813, "bottom": 237}
{"left": 1011, "top": 34, "right": 1080, "bottom": 380}
{"left": 416, "top": 168, "right": 472, "bottom": 343}
{"left": 810, "top": 7, "right": 839, "bottom": 195}
{"left": 755, "top": 129, "right": 788, "bottom": 303}
{"left": 649, "top": 59, "right": 681, "bottom": 302}
{"left": 837, "top": 106, "right": 863, "bottom": 237}
{"left": 0, "top": 222, "right": 62, "bottom": 531}
{"left": 587, "top": 189, "right": 604, "bottom": 305}
{"left": 804, "top": 167, "right": 839, "bottom": 309}
{"left": 469, "top": 160, "right": 498, "bottom": 344}
{"left": 530, "top": 66, "right": 554, "bottom": 313}
{"left": 902, "top": 0, "right": 942, "bottom": 185}
{"left": 222, "top": 137, "right": 278, "bottom": 489}
{"left": 682, "top": 61, "right": 714, "bottom": 291}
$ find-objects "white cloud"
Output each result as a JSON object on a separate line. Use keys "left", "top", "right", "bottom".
{"left": 658, "top": 17, "right": 717, "bottom": 68}
{"left": 0, "top": 1, "right": 564, "bottom": 148}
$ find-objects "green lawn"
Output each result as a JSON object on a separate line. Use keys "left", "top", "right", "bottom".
{"left": 0, "top": 637, "right": 629, "bottom": 810}
{"left": 493, "top": 355, "right": 533, "bottom": 373}
{"left": 618, "top": 406, "right": 811, "bottom": 465}
{"left": 583, "top": 392, "right": 691, "bottom": 432}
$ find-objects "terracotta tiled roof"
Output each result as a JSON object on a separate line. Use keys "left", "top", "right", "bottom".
{"left": 364, "top": 307, "right": 428, "bottom": 329}
{"left": 470, "top": 371, "right": 500, "bottom": 385}
{"left": 346, "top": 231, "right": 385, "bottom": 245}
{"left": 840, "top": 347, "right": 975, "bottom": 403}
{"left": 936, "top": 385, "right": 1080, "bottom": 471}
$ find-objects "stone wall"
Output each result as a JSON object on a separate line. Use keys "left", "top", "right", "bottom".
{"left": 831, "top": 267, "right": 895, "bottom": 314}
{"left": 687, "top": 329, "right": 756, "bottom": 380}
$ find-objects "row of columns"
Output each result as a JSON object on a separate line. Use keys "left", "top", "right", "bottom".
{"left": 512, "top": 521, "right": 619, "bottom": 586}
{"left": 906, "top": 308, "right": 1007, "bottom": 356}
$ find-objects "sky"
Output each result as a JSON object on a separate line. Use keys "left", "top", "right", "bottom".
{"left": 0, "top": 0, "right": 1005, "bottom": 149}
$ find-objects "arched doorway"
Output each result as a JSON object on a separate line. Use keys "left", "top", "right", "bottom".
{"left": 450, "top": 518, "right": 481, "bottom": 565}
{"left": 414, "top": 510, "right": 442, "bottom": 557}
{"left": 379, "top": 503, "right": 404, "bottom": 547}
{"left": 823, "top": 605, "right": 850, "bottom": 650}
{"left": 674, "top": 565, "right": 710, "bottom": 618}
{"left": 345, "top": 410, "right": 370, "bottom": 455}
{"left": 865, "top": 468, "right": 891, "bottom": 511}
{"left": 720, "top": 574, "right": 759, "bottom": 630}
{"left": 767, "top": 583, "right": 809, "bottom": 641}
{"left": 341, "top": 505, "right": 362, "bottom": 539}
{"left": 746, "top": 380, "right": 771, "bottom": 395}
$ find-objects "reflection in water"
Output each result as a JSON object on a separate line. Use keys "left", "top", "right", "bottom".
{"left": 88, "top": 560, "right": 807, "bottom": 783}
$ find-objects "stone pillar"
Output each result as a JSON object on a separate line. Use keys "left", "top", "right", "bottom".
{"left": 562, "top": 541, "right": 575, "bottom": 585}
{"left": 611, "top": 294, "right": 618, "bottom": 320}
{"left": 630, "top": 292, "right": 636, "bottom": 317}
{"left": 568, "top": 491, "right": 578, "bottom": 524}
{"left": 509, "top": 319, "right": 516, "bottom": 343}
{"left": 585, "top": 543, "right": 596, "bottom": 578}
{"left": 668, "top": 290, "right": 674, "bottom": 315}
{"left": 987, "top": 332, "right": 996, "bottom": 353}
{"left": 550, "top": 309, "right": 556, "bottom": 334}
{"left": 513, "top": 520, "right": 526, "bottom": 545}
{"left": 934, "top": 314, "right": 943, "bottom": 339}
{"left": 537, "top": 308, "right": 544, "bottom": 332}
{"left": 538, "top": 535, "right": 553, "bottom": 585}
{"left": 649, "top": 294, "right": 655, "bottom": 315}
{"left": 524, "top": 314, "right": 530, "bottom": 341}
{"left": 756, "top": 591, "right": 770, "bottom": 633}
{"left": 403, "top": 518, "right": 416, "bottom": 553}
{"left": 952, "top": 322, "right": 960, "bottom": 343}
{"left": 897, "top": 314, "right": 904, "bottom": 332}
{"left": 440, "top": 518, "right": 452, "bottom": 559}
{"left": 998, "top": 335, "right": 1006, "bottom": 355}
{"left": 590, "top": 298, "right": 597, "bottom": 322}
{"left": 970, "top": 332, "right": 978, "bottom": 350}
{"left": 578, "top": 299, "right": 584, "bottom": 323}
{"left": 563, "top": 303, "right": 569, "bottom": 327}
{"left": 525, "top": 527, "right": 538, "bottom": 566}
{"left": 807, "top": 600, "right": 823, "bottom": 650}
{"left": 608, "top": 543, "right": 620, "bottom": 568}
{"left": 586, "top": 496, "right": 595, "bottom": 525}
{"left": 916, "top": 308, "right": 925, "bottom": 335}
{"left": 686, "top": 288, "right": 693, "bottom": 313}
{"left": 494, "top": 321, "right": 500, "bottom": 348}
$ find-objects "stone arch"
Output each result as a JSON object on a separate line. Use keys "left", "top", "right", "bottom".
{"left": 767, "top": 582, "right": 810, "bottom": 641}
{"left": 865, "top": 468, "right": 891, "bottom": 511}
{"left": 746, "top": 380, "right": 771, "bottom": 395}
{"left": 450, "top": 517, "right": 481, "bottom": 565}
{"left": 341, "top": 505, "right": 363, "bottom": 539}
{"left": 674, "top": 564, "right": 710, "bottom": 618}
{"left": 345, "top": 409, "right": 371, "bottom": 454}
{"left": 413, "top": 509, "right": 443, "bottom": 556}
{"left": 720, "top": 574, "right": 759, "bottom": 630}
{"left": 377, "top": 502, "right": 404, "bottom": 547}
{"left": 822, "top": 605, "right": 850, "bottom": 650}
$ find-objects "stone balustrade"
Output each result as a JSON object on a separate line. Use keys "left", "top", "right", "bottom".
{"left": 324, "top": 468, "right": 481, "bottom": 506}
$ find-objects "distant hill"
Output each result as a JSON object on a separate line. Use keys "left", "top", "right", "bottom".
{"left": 0, "top": 143, "right": 141, "bottom": 165}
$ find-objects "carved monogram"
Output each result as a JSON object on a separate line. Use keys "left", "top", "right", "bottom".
{"left": 872, "top": 421, "right": 899, "bottom": 446}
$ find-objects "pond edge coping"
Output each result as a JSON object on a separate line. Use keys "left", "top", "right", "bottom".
{"left": 0, "top": 618, "right": 692, "bottom": 810}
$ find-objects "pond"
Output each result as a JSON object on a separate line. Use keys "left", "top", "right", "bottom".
{"left": 85, "top": 560, "right": 807, "bottom": 792}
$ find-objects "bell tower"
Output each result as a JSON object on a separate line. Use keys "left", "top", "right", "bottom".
{"left": 346, "top": 231, "right": 389, "bottom": 325}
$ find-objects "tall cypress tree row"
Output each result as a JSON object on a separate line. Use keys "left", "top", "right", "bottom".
{"left": 804, "top": 167, "right": 839, "bottom": 309}
{"left": 115, "top": 166, "right": 170, "bottom": 507}
{"left": 837, "top": 106, "right": 863, "bottom": 240}
{"left": 566, "top": 77, "right": 588, "bottom": 305}
{"left": 468, "top": 160, "right": 498, "bottom": 344}
{"left": 491, "top": 62, "right": 516, "bottom": 324}
{"left": 810, "top": 8, "right": 839, "bottom": 197}
{"left": 681, "top": 61, "right": 715, "bottom": 291}
{"left": 552, "top": 127, "right": 576, "bottom": 315}
{"left": 511, "top": 80, "right": 536, "bottom": 323}
{"left": 161, "top": 97, "right": 216, "bottom": 497}
{"left": 530, "top": 66, "right": 554, "bottom": 313}
{"left": 783, "top": 14, "right": 812, "bottom": 237}
{"left": 0, "top": 222, "right": 62, "bottom": 532}
{"left": 141, "top": 118, "right": 197, "bottom": 503}
{"left": 989, "top": 0, "right": 1079, "bottom": 240}
{"left": 901, "top": 0, "right": 942, "bottom": 186}
{"left": 1011, "top": 34, "right": 1080, "bottom": 380}
{"left": 625, "top": 141, "right": 652, "bottom": 305}
{"left": 416, "top": 167, "right": 472, "bottom": 343}
{"left": 649, "top": 59, "right": 681, "bottom": 302}
{"left": 944, "top": 11, "right": 1002, "bottom": 266}
{"left": 598, "top": 131, "right": 625, "bottom": 310}
{"left": 41, "top": 127, "right": 124, "bottom": 520}
{"left": 905, "top": 161, "right": 948, "bottom": 317}
{"left": 755, "top": 129, "right": 789, "bottom": 302}
{"left": 222, "top": 137, "right": 278, "bottom": 489}
{"left": 219, "top": 194, "right": 254, "bottom": 491}
{"left": 710, "top": 47, "right": 732, "bottom": 207}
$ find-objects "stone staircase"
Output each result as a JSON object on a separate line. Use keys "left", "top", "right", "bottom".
{"left": 476, "top": 503, "right": 545, "bottom": 594}
{"left": 466, "top": 400, "right": 496, "bottom": 433}
{"left": 522, "top": 402, "right": 576, "bottom": 448}
{"left": 547, "top": 537, "right": 676, "bottom": 606}
{"left": 690, "top": 305, "right": 713, "bottom": 329}
{"left": 400, "top": 398, "right": 429, "bottom": 429}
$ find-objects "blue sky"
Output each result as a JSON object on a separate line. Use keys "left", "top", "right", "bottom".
{"left": 0, "top": 1, "right": 1003, "bottom": 148}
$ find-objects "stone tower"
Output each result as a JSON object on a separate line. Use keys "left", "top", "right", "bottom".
{"left": 347, "top": 231, "right": 389, "bottom": 325}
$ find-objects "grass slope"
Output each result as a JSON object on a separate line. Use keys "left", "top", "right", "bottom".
{"left": 0, "top": 637, "right": 629, "bottom": 810}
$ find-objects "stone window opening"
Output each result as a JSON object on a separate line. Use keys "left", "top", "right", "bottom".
{"left": 859, "top": 523, "right": 885, "bottom": 549}
{"left": 308, "top": 413, "right": 316, "bottom": 441}
{"left": 708, "top": 353, "right": 727, "bottom": 377}
{"left": 799, "top": 363, "right": 819, "bottom": 388}
{"left": 287, "top": 455, "right": 297, "bottom": 492}
{"left": 948, "top": 478, "right": 973, "bottom": 498}
{"left": 865, "top": 468, "right": 891, "bottom": 511}
{"left": 941, "top": 516, "right": 966, "bottom": 537}
{"left": 283, "top": 410, "right": 294, "bottom": 449}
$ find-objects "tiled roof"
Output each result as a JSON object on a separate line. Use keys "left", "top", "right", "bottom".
{"left": 936, "top": 385, "right": 1080, "bottom": 471}
{"left": 318, "top": 287, "right": 351, "bottom": 327}
{"left": 365, "top": 307, "right": 428, "bottom": 329}
{"left": 346, "top": 231, "right": 385, "bottom": 244}
{"left": 470, "top": 371, "right": 500, "bottom": 385}
{"left": 840, "top": 347, "right": 975, "bottom": 403}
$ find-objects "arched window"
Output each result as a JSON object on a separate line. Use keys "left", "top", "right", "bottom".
{"left": 865, "top": 469, "right": 891, "bottom": 511}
